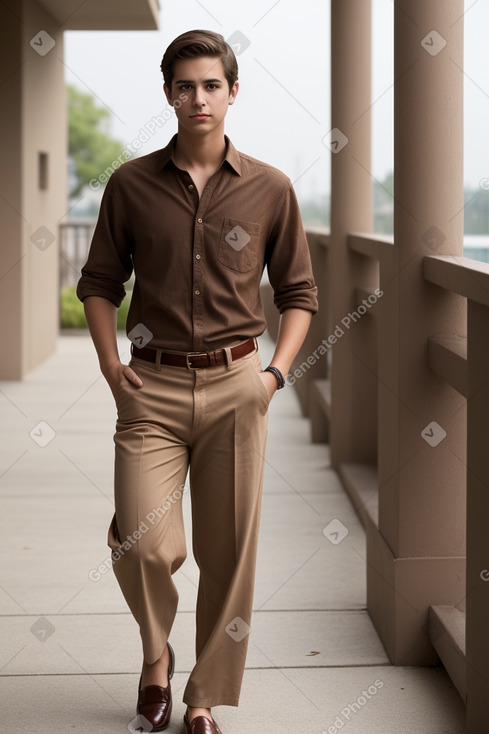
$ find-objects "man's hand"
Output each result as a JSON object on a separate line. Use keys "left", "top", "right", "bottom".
{"left": 82, "top": 297, "right": 144, "bottom": 400}
{"left": 259, "top": 370, "right": 278, "bottom": 402}
{"left": 102, "top": 359, "right": 143, "bottom": 400}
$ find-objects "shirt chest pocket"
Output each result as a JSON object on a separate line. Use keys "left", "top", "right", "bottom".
{"left": 217, "top": 218, "right": 261, "bottom": 273}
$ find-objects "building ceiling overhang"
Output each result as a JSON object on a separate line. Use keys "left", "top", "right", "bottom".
{"left": 37, "top": 0, "right": 159, "bottom": 30}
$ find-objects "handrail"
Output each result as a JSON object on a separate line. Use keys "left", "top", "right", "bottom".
{"left": 424, "top": 255, "right": 489, "bottom": 307}
{"left": 348, "top": 233, "right": 394, "bottom": 260}
{"left": 305, "top": 227, "right": 330, "bottom": 249}
{"left": 355, "top": 287, "right": 380, "bottom": 315}
{"left": 427, "top": 334, "right": 468, "bottom": 398}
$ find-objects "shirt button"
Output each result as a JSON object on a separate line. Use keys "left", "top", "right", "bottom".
{"left": 194, "top": 289, "right": 201, "bottom": 296}
{"left": 197, "top": 217, "right": 203, "bottom": 223}
{"left": 195, "top": 254, "right": 201, "bottom": 260}
{"left": 188, "top": 184, "right": 194, "bottom": 190}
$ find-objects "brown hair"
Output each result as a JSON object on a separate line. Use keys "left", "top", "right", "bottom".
{"left": 161, "top": 30, "right": 238, "bottom": 91}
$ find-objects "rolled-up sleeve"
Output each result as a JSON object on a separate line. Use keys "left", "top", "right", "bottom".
{"left": 266, "top": 182, "right": 318, "bottom": 315}
{"left": 76, "top": 171, "right": 133, "bottom": 307}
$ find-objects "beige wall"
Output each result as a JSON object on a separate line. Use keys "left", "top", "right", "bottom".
{"left": 0, "top": 0, "right": 157, "bottom": 380}
{"left": 0, "top": 2, "right": 23, "bottom": 379}
{"left": 0, "top": 0, "right": 66, "bottom": 379}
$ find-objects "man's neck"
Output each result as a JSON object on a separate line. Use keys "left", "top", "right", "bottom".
{"left": 173, "top": 127, "right": 227, "bottom": 172}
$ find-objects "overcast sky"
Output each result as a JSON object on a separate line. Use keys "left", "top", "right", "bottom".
{"left": 64, "top": 0, "right": 489, "bottom": 204}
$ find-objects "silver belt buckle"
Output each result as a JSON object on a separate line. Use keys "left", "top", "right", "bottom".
{"left": 186, "top": 351, "right": 209, "bottom": 369}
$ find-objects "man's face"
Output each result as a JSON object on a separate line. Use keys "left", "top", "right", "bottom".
{"left": 164, "top": 56, "right": 238, "bottom": 137}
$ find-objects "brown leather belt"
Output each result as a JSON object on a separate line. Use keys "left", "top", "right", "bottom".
{"left": 131, "top": 337, "right": 256, "bottom": 369}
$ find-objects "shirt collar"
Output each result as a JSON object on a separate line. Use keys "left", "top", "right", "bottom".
{"left": 223, "top": 136, "right": 242, "bottom": 175}
{"left": 157, "top": 134, "right": 242, "bottom": 176}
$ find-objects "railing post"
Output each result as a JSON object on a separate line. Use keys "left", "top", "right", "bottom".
{"left": 466, "top": 300, "right": 489, "bottom": 730}
{"left": 370, "top": 0, "right": 466, "bottom": 665}
{"left": 329, "top": 0, "right": 377, "bottom": 467}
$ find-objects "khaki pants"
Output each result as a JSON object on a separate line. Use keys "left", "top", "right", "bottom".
{"left": 107, "top": 342, "right": 269, "bottom": 708}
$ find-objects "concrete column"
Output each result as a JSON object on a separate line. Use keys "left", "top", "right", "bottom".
{"left": 329, "top": 0, "right": 377, "bottom": 467}
{"left": 370, "top": 0, "right": 466, "bottom": 663}
{"left": 0, "top": 0, "right": 66, "bottom": 379}
{"left": 466, "top": 300, "right": 489, "bottom": 730}
{"left": 0, "top": 3, "right": 24, "bottom": 378}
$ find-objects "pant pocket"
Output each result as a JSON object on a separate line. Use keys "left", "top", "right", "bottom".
{"left": 246, "top": 352, "right": 270, "bottom": 408}
{"left": 107, "top": 512, "right": 122, "bottom": 550}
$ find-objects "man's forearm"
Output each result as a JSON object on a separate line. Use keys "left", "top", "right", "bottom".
{"left": 83, "top": 296, "right": 120, "bottom": 371}
{"left": 83, "top": 296, "right": 143, "bottom": 394}
{"left": 268, "top": 308, "right": 313, "bottom": 376}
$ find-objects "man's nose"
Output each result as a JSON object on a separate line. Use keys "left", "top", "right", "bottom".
{"left": 193, "top": 87, "right": 206, "bottom": 107}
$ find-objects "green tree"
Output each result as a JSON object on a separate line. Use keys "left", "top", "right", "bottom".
{"left": 68, "top": 84, "right": 129, "bottom": 198}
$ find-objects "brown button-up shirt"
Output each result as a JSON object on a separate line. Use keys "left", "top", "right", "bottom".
{"left": 77, "top": 135, "right": 318, "bottom": 351}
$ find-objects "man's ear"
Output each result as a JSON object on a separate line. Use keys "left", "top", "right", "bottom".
{"left": 228, "top": 80, "right": 239, "bottom": 106}
{"left": 163, "top": 82, "right": 173, "bottom": 106}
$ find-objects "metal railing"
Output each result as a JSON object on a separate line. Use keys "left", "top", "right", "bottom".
{"left": 59, "top": 218, "right": 96, "bottom": 288}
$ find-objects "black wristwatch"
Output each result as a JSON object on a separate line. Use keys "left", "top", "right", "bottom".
{"left": 264, "top": 365, "right": 285, "bottom": 389}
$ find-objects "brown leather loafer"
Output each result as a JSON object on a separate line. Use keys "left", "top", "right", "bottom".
{"left": 136, "top": 642, "right": 175, "bottom": 732}
{"left": 183, "top": 710, "right": 222, "bottom": 734}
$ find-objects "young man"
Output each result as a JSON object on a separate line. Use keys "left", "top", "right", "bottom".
{"left": 77, "top": 30, "right": 317, "bottom": 734}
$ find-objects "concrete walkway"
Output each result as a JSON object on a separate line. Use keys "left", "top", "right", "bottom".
{"left": 0, "top": 333, "right": 465, "bottom": 733}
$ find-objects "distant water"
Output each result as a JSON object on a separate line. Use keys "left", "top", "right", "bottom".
{"left": 464, "top": 235, "right": 489, "bottom": 263}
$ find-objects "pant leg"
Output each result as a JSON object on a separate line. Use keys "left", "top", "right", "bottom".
{"left": 107, "top": 358, "right": 193, "bottom": 664}
{"left": 183, "top": 348, "right": 269, "bottom": 708}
